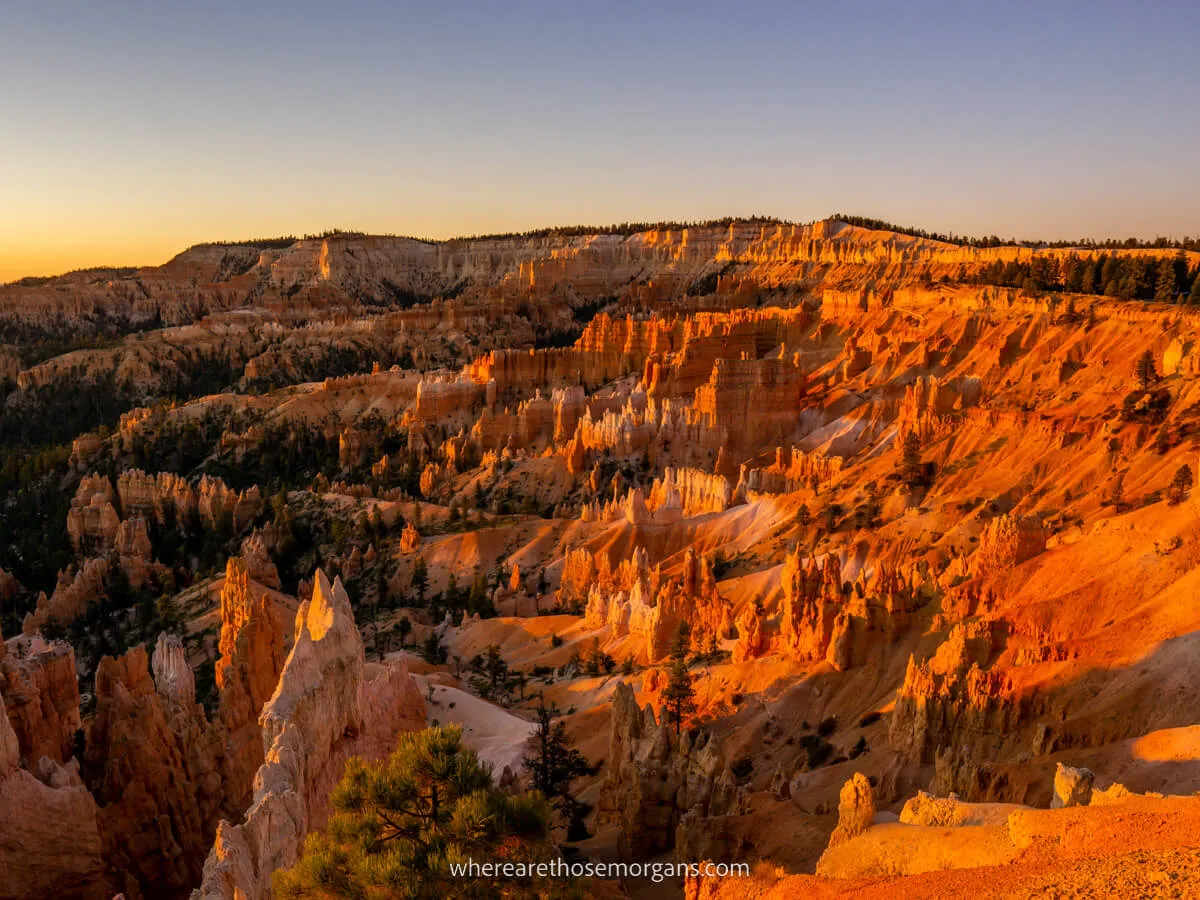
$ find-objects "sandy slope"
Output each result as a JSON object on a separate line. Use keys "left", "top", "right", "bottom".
{"left": 414, "top": 677, "right": 535, "bottom": 774}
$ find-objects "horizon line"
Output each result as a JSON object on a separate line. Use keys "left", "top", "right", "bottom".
{"left": 8, "top": 213, "right": 1200, "bottom": 286}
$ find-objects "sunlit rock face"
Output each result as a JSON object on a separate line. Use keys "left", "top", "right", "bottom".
{"left": 192, "top": 570, "right": 425, "bottom": 900}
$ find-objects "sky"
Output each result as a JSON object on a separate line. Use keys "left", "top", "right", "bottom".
{"left": 2, "top": 0, "right": 1198, "bottom": 281}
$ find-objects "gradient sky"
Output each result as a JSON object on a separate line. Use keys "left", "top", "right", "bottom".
{"left": 2, "top": 0, "right": 1199, "bottom": 281}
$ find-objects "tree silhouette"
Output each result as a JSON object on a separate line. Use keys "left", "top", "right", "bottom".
{"left": 411, "top": 554, "right": 428, "bottom": 604}
{"left": 523, "top": 698, "right": 598, "bottom": 841}
{"left": 1155, "top": 258, "right": 1178, "bottom": 303}
{"left": 1135, "top": 350, "right": 1159, "bottom": 392}
{"left": 483, "top": 644, "right": 508, "bottom": 689}
{"left": 663, "top": 623, "right": 697, "bottom": 737}
{"left": 421, "top": 630, "right": 447, "bottom": 665}
{"left": 900, "top": 431, "right": 924, "bottom": 487}
{"left": 395, "top": 615, "right": 412, "bottom": 647}
{"left": 1169, "top": 464, "right": 1194, "bottom": 506}
{"left": 795, "top": 503, "right": 811, "bottom": 528}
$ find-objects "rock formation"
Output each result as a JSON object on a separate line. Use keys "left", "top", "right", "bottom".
{"left": 736, "top": 446, "right": 842, "bottom": 496}
{"left": 778, "top": 550, "right": 845, "bottom": 662}
{"left": 114, "top": 516, "right": 153, "bottom": 587}
{"left": 824, "top": 772, "right": 876, "bottom": 852}
{"left": 889, "top": 620, "right": 1020, "bottom": 782}
{"left": 399, "top": 521, "right": 421, "bottom": 553}
{"left": 7, "top": 220, "right": 1200, "bottom": 896}
{"left": 897, "top": 375, "right": 982, "bottom": 443}
{"left": 67, "top": 477, "right": 121, "bottom": 552}
{"left": 213, "top": 557, "right": 291, "bottom": 811}
{"left": 7, "top": 554, "right": 293, "bottom": 899}
{"left": 0, "top": 631, "right": 82, "bottom": 766}
{"left": 598, "top": 682, "right": 740, "bottom": 861}
{"left": 778, "top": 550, "right": 928, "bottom": 671}
{"left": 899, "top": 790, "right": 978, "bottom": 827}
{"left": 642, "top": 550, "right": 731, "bottom": 661}
{"left": 2, "top": 548, "right": 411, "bottom": 900}
{"left": 1051, "top": 762, "right": 1094, "bottom": 809}
{"left": 0, "top": 567, "right": 19, "bottom": 603}
{"left": 972, "top": 513, "right": 1047, "bottom": 578}
{"left": 0, "top": 687, "right": 108, "bottom": 900}
{"left": 23, "top": 557, "right": 109, "bottom": 634}
{"left": 731, "top": 600, "right": 767, "bottom": 663}
{"left": 583, "top": 547, "right": 730, "bottom": 663}
{"left": 153, "top": 632, "right": 196, "bottom": 709}
{"left": 112, "top": 469, "right": 262, "bottom": 536}
{"left": 192, "top": 570, "right": 425, "bottom": 900}
{"left": 561, "top": 546, "right": 600, "bottom": 607}
{"left": 239, "top": 534, "right": 281, "bottom": 590}
{"left": 84, "top": 644, "right": 224, "bottom": 898}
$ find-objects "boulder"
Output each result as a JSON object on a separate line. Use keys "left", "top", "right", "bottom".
{"left": 1051, "top": 762, "right": 1094, "bottom": 809}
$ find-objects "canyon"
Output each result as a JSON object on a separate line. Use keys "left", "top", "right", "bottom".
{"left": 2, "top": 218, "right": 1200, "bottom": 897}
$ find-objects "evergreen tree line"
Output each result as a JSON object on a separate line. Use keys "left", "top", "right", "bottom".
{"left": 835, "top": 213, "right": 1200, "bottom": 251}
{"left": 964, "top": 252, "right": 1200, "bottom": 303}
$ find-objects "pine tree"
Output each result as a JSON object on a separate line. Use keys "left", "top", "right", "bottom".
{"left": 1156, "top": 425, "right": 1172, "bottom": 455}
{"left": 1100, "top": 254, "right": 1121, "bottom": 295}
{"left": 1119, "top": 273, "right": 1138, "bottom": 300}
{"left": 1189, "top": 272, "right": 1200, "bottom": 306}
{"left": 523, "top": 699, "right": 598, "bottom": 841}
{"left": 1043, "top": 256, "right": 1062, "bottom": 291}
{"left": 1080, "top": 259, "right": 1096, "bottom": 294}
{"left": 1109, "top": 471, "right": 1126, "bottom": 510}
{"left": 484, "top": 643, "right": 508, "bottom": 688}
{"left": 1135, "top": 349, "right": 1159, "bottom": 391}
{"left": 663, "top": 623, "right": 697, "bottom": 737}
{"left": 900, "top": 431, "right": 924, "bottom": 487}
{"left": 395, "top": 615, "right": 412, "bottom": 647}
{"left": 584, "top": 637, "right": 603, "bottom": 676}
{"left": 1131, "top": 258, "right": 1154, "bottom": 299}
{"left": 1155, "top": 258, "right": 1178, "bottom": 303}
{"left": 468, "top": 567, "right": 489, "bottom": 615}
{"left": 795, "top": 503, "right": 811, "bottom": 528}
{"left": 421, "top": 630, "right": 448, "bottom": 665}
{"left": 274, "top": 726, "right": 554, "bottom": 899}
{"left": 1061, "top": 255, "right": 1083, "bottom": 293}
{"left": 411, "top": 554, "right": 428, "bottom": 604}
{"left": 1169, "top": 464, "right": 1194, "bottom": 506}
